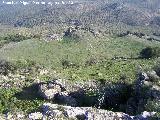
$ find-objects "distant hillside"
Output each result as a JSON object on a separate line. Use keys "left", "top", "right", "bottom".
{"left": 0, "top": 0, "right": 160, "bottom": 34}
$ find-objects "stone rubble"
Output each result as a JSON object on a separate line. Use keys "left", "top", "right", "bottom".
{"left": 39, "top": 103, "right": 156, "bottom": 120}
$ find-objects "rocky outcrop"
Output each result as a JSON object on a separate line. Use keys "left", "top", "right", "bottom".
{"left": 0, "top": 72, "right": 159, "bottom": 120}
{"left": 147, "top": 70, "right": 160, "bottom": 82}
{"left": 0, "top": 112, "right": 26, "bottom": 120}
{"left": 0, "top": 104, "right": 156, "bottom": 120}
{"left": 135, "top": 71, "right": 160, "bottom": 100}
{"left": 38, "top": 80, "right": 65, "bottom": 100}
{"left": 42, "top": 103, "right": 117, "bottom": 120}
{"left": 37, "top": 75, "right": 159, "bottom": 118}
{"left": 135, "top": 72, "right": 150, "bottom": 99}
{"left": 126, "top": 70, "right": 160, "bottom": 115}
{"left": 40, "top": 103, "right": 156, "bottom": 120}
{"left": 38, "top": 80, "right": 78, "bottom": 106}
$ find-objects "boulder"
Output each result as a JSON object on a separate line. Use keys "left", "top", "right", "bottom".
{"left": 135, "top": 71, "right": 160, "bottom": 99}
{"left": 42, "top": 103, "right": 62, "bottom": 118}
{"left": 44, "top": 34, "right": 62, "bottom": 42}
{"left": 147, "top": 70, "right": 159, "bottom": 81}
{"left": 38, "top": 80, "right": 65, "bottom": 100}
{"left": 139, "top": 72, "right": 149, "bottom": 81}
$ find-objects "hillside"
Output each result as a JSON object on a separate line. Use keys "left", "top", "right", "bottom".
{"left": 0, "top": 0, "right": 160, "bottom": 120}
{"left": 0, "top": 26, "right": 160, "bottom": 118}
{"left": 0, "top": 0, "right": 160, "bottom": 33}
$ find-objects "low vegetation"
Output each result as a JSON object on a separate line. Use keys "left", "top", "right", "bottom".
{"left": 0, "top": 34, "right": 33, "bottom": 49}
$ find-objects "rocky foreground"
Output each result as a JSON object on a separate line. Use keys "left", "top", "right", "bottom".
{"left": 0, "top": 72, "right": 160, "bottom": 120}
{"left": 0, "top": 60, "right": 160, "bottom": 120}
{"left": 0, "top": 103, "right": 156, "bottom": 120}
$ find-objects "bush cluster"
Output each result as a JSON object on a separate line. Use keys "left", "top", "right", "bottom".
{"left": 140, "top": 47, "right": 160, "bottom": 59}
{"left": 4, "top": 34, "right": 31, "bottom": 43}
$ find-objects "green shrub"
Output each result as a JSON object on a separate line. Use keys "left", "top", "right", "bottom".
{"left": 0, "top": 88, "right": 44, "bottom": 114}
{"left": 0, "top": 88, "right": 18, "bottom": 113}
{"left": 140, "top": 47, "right": 160, "bottom": 59}
{"left": 62, "top": 36, "right": 80, "bottom": 43}
{"left": 4, "top": 34, "right": 31, "bottom": 43}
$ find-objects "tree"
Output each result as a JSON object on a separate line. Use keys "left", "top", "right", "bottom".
{"left": 140, "top": 47, "right": 160, "bottom": 59}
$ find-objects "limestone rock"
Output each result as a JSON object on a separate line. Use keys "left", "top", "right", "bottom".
{"left": 38, "top": 80, "right": 65, "bottom": 100}
{"left": 42, "top": 103, "right": 62, "bottom": 118}
{"left": 1, "top": 112, "right": 26, "bottom": 120}
{"left": 0, "top": 114, "right": 6, "bottom": 120}
{"left": 147, "top": 70, "right": 159, "bottom": 81}
{"left": 139, "top": 72, "right": 149, "bottom": 81}
{"left": 132, "top": 111, "right": 156, "bottom": 120}
{"left": 41, "top": 103, "right": 157, "bottom": 120}
{"left": 150, "top": 85, "right": 160, "bottom": 99}
{"left": 28, "top": 112, "right": 43, "bottom": 120}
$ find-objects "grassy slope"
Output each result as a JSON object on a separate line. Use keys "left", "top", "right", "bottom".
{"left": 0, "top": 35, "right": 159, "bottom": 83}
{"left": 0, "top": 33, "right": 160, "bottom": 114}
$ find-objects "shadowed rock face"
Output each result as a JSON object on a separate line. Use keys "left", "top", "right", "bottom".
{"left": 37, "top": 79, "right": 132, "bottom": 109}
{"left": 37, "top": 70, "right": 160, "bottom": 117}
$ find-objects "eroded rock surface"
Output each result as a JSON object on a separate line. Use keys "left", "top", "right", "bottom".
{"left": 41, "top": 103, "right": 156, "bottom": 120}
{"left": 38, "top": 80, "right": 65, "bottom": 100}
